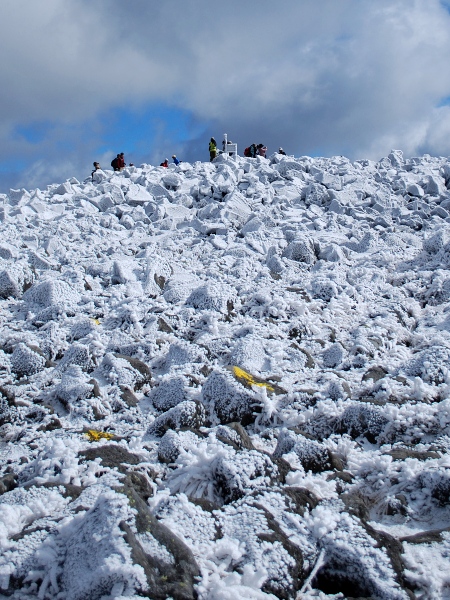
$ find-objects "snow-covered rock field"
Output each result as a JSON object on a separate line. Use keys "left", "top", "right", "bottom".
{"left": 1, "top": 149, "right": 450, "bottom": 599}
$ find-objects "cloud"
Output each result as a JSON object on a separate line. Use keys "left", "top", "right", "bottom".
{"left": 1, "top": 0, "right": 450, "bottom": 189}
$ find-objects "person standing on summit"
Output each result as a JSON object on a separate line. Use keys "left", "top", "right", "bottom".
{"left": 209, "top": 137, "right": 217, "bottom": 162}
{"left": 117, "top": 153, "right": 125, "bottom": 170}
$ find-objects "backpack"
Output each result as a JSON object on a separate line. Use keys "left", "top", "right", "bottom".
{"left": 244, "top": 147, "right": 251, "bottom": 157}
{"left": 111, "top": 157, "right": 118, "bottom": 169}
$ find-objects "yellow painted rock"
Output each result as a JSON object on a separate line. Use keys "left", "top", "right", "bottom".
{"left": 227, "top": 366, "right": 285, "bottom": 395}
{"left": 85, "top": 429, "right": 115, "bottom": 442}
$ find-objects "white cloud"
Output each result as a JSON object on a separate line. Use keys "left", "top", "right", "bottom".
{"left": 2, "top": 0, "right": 450, "bottom": 188}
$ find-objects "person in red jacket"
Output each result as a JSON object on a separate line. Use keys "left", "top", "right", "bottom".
{"left": 160, "top": 158, "right": 169, "bottom": 167}
{"left": 117, "top": 153, "right": 125, "bottom": 170}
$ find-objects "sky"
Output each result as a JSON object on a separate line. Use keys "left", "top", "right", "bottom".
{"left": 2, "top": 0, "right": 450, "bottom": 191}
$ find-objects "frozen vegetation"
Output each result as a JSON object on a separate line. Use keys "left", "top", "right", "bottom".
{"left": 1, "top": 149, "right": 450, "bottom": 598}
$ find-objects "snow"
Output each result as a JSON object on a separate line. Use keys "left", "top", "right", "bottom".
{"left": 1, "top": 150, "right": 450, "bottom": 598}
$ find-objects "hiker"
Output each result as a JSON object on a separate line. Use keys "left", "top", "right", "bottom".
{"left": 209, "top": 137, "right": 217, "bottom": 162}
{"left": 249, "top": 143, "right": 258, "bottom": 158}
{"left": 172, "top": 155, "right": 180, "bottom": 165}
{"left": 91, "top": 162, "right": 101, "bottom": 180}
{"left": 111, "top": 154, "right": 120, "bottom": 171}
{"left": 258, "top": 144, "right": 267, "bottom": 158}
{"left": 117, "top": 153, "right": 125, "bottom": 170}
{"left": 160, "top": 158, "right": 169, "bottom": 167}
{"left": 278, "top": 147, "right": 286, "bottom": 155}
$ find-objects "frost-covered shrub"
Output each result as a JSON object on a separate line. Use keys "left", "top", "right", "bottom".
{"left": 403, "top": 346, "right": 450, "bottom": 385}
{"left": 416, "top": 468, "right": 450, "bottom": 507}
{"left": 322, "top": 343, "right": 344, "bottom": 368}
{"left": 147, "top": 376, "right": 188, "bottom": 412}
{"left": 282, "top": 239, "right": 316, "bottom": 264}
{"left": 202, "top": 370, "right": 258, "bottom": 426}
{"left": 23, "top": 278, "right": 80, "bottom": 309}
{"left": 186, "top": 281, "right": 237, "bottom": 314}
{"left": 311, "top": 277, "right": 339, "bottom": 301}
{"left": 213, "top": 450, "right": 279, "bottom": 503}
{"left": 158, "top": 429, "right": 201, "bottom": 463}
{"left": 340, "top": 404, "right": 388, "bottom": 443}
{"left": 273, "top": 430, "right": 330, "bottom": 472}
{"left": 10, "top": 343, "right": 46, "bottom": 378}
{"left": 147, "top": 400, "right": 206, "bottom": 437}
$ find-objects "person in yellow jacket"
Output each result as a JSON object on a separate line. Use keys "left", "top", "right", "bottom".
{"left": 209, "top": 137, "right": 217, "bottom": 162}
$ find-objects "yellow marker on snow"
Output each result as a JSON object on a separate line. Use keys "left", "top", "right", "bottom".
{"left": 90, "top": 318, "right": 101, "bottom": 325}
{"left": 232, "top": 366, "right": 275, "bottom": 392}
{"left": 85, "top": 429, "right": 114, "bottom": 442}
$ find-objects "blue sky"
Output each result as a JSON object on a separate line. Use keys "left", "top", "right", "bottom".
{"left": 2, "top": 0, "right": 450, "bottom": 191}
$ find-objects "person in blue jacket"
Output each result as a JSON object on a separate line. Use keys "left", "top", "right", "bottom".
{"left": 172, "top": 155, "right": 180, "bottom": 165}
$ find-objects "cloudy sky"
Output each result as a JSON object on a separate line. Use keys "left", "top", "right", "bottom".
{"left": 2, "top": 0, "right": 450, "bottom": 191}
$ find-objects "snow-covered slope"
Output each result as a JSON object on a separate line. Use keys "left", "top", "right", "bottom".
{"left": 1, "top": 150, "right": 450, "bottom": 599}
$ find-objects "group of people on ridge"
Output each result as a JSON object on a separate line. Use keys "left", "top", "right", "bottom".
{"left": 160, "top": 155, "right": 181, "bottom": 167}
{"left": 92, "top": 140, "right": 287, "bottom": 180}
{"left": 243, "top": 143, "right": 267, "bottom": 158}
{"left": 111, "top": 153, "right": 126, "bottom": 171}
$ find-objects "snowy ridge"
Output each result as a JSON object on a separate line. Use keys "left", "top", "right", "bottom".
{"left": 1, "top": 150, "right": 450, "bottom": 598}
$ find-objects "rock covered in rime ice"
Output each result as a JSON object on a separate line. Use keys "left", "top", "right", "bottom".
{"left": 186, "top": 281, "right": 236, "bottom": 313}
{"left": 60, "top": 492, "right": 147, "bottom": 600}
{"left": 282, "top": 238, "right": 316, "bottom": 264}
{"left": 96, "top": 352, "right": 149, "bottom": 389}
{"left": 311, "top": 510, "right": 409, "bottom": 600}
{"left": 165, "top": 341, "right": 206, "bottom": 369}
{"left": 158, "top": 429, "right": 201, "bottom": 463}
{"left": 202, "top": 369, "right": 259, "bottom": 425}
{"left": 0, "top": 261, "right": 33, "bottom": 298}
{"left": 23, "top": 277, "right": 80, "bottom": 308}
{"left": 273, "top": 430, "right": 330, "bottom": 472}
{"left": 146, "top": 375, "right": 188, "bottom": 411}
{"left": 403, "top": 345, "right": 450, "bottom": 384}
{"left": 340, "top": 404, "right": 389, "bottom": 443}
{"left": 4, "top": 150, "right": 450, "bottom": 599}
{"left": 54, "top": 365, "right": 94, "bottom": 406}
{"left": 311, "top": 276, "right": 339, "bottom": 301}
{"left": 322, "top": 343, "right": 345, "bottom": 368}
{"left": 11, "top": 343, "right": 46, "bottom": 377}
{"left": 58, "top": 343, "right": 93, "bottom": 372}
{"left": 213, "top": 450, "right": 279, "bottom": 502}
{"left": 147, "top": 400, "right": 206, "bottom": 437}
{"left": 230, "top": 335, "right": 269, "bottom": 373}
